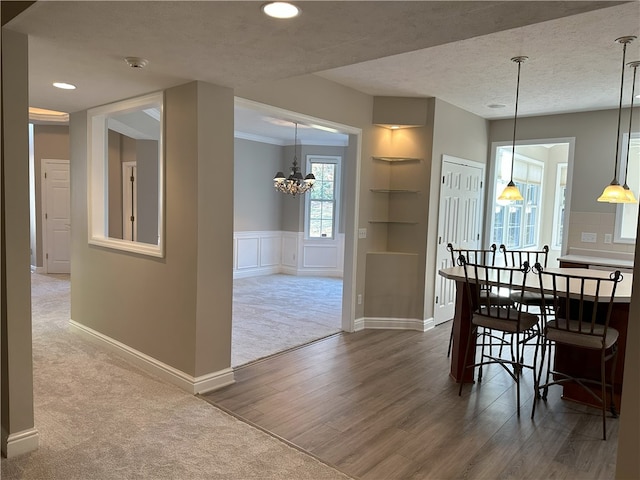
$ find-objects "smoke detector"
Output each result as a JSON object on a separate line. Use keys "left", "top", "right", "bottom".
{"left": 124, "top": 57, "right": 149, "bottom": 69}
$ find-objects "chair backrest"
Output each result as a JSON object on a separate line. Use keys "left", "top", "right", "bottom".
{"left": 534, "top": 263, "right": 622, "bottom": 345}
{"left": 447, "top": 243, "right": 497, "bottom": 267}
{"left": 499, "top": 244, "right": 549, "bottom": 268}
{"left": 459, "top": 255, "right": 530, "bottom": 322}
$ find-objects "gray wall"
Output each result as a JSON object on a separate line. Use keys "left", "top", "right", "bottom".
{"left": 234, "top": 138, "right": 282, "bottom": 232}
{"left": 424, "top": 98, "right": 489, "bottom": 319}
{"left": 234, "top": 138, "right": 348, "bottom": 234}
{"left": 489, "top": 107, "right": 640, "bottom": 250}
{"left": 32, "top": 125, "right": 70, "bottom": 267}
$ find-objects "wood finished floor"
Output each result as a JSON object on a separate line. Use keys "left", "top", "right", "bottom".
{"left": 202, "top": 324, "right": 619, "bottom": 480}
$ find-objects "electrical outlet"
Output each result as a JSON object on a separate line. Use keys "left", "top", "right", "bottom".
{"left": 358, "top": 228, "right": 367, "bottom": 239}
{"left": 581, "top": 232, "right": 597, "bottom": 243}
{"left": 604, "top": 233, "right": 612, "bottom": 244}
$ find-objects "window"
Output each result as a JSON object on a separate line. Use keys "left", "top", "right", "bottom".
{"left": 491, "top": 149, "right": 543, "bottom": 249}
{"left": 305, "top": 155, "right": 341, "bottom": 239}
{"left": 615, "top": 133, "right": 639, "bottom": 243}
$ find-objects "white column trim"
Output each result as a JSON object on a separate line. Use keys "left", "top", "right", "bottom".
{"left": 356, "top": 317, "right": 435, "bottom": 332}
{"left": 2, "top": 427, "right": 39, "bottom": 458}
{"left": 69, "top": 320, "right": 235, "bottom": 394}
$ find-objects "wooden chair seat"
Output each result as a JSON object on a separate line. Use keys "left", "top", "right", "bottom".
{"left": 473, "top": 307, "right": 539, "bottom": 333}
{"left": 546, "top": 319, "right": 619, "bottom": 350}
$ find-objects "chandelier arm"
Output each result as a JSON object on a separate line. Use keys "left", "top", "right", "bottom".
{"left": 510, "top": 58, "right": 523, "bottom": 183}
{"left": 623, "top": 62, "right": 638, "bottom": 187}
{"left": 613, "top": 40, "right": 630, "bottom": 183}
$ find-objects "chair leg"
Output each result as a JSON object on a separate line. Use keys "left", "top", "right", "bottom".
{"left": 515, "top": 330, "right": 521, "bottom": 417}
{"left": 447, "top": 321, "right": 454, "bottom": 358}
{"left": 601, "top": 353, "right": 607, "bottom": 441}
{"left": 609, "top": 346, "right": 619, "bottom": 418}
{"left": 531, "top": 337, "right": 546, "bottom": 419}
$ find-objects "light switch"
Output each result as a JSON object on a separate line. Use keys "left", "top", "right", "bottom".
{"left": 358, "top": 228, "right": 367, "bottom": 239}
{"left": 581, "top": 232, "right": 597, "bottom": 243}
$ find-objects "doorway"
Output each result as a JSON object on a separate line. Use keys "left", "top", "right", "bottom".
{"left": 231, "top": 99, "right": 360, "bottom": 366}
{"left": 487, "top": 139, "right": 574, "bottom": 266}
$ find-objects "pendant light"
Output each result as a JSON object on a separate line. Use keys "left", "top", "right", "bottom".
{"left": 497, "top": 56, "right": 527, "bottom": 202}
{"left": 620, "top": 60, "right": 639, "bottom": 204}
{"left": 597, "top": 36, "right": 636, "bottom": 203}
{"left": 273, "top": 122, "right": 315, "bottom": 196}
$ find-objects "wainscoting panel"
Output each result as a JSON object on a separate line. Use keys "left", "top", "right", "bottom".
{"left": 281, "top": 232, "right": 299, "bottom": 268}
{"left": 236, "top": 236, "right": 259, "bottom": 270}
{"left": 234, "top": 231, "right": 344, "bottom": 278}
{"left": 260, "top": 235, "right": 281, "bottom": 267}
{"left": 303, "top": 244, "right": 339, "bottom": 268}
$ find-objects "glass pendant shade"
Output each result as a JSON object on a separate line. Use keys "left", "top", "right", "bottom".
{"left": 622, "top": 185, "right": 638, "bottom": 203}
{"left": 498, "top": 180, "right": 524, "bottom": 201}
{"left": 597, "top": 180, "right": 629, "bottom": 202}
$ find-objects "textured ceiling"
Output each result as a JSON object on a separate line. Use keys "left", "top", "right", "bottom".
{"left": 6, "top": 1, "right": 640, "bottom": 143}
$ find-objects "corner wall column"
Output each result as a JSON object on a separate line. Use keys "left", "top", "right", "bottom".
{"left": 1, "top": 28, "right": 39, "bottom": 458}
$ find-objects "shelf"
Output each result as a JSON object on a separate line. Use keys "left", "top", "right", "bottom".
{"left": 372, "top": 156, "right": 422, "bottom": 163}
{"left": 370, "top": 188, "right": 420, "bottom": 193}
{"left": 369, "top": 220, "right": 418, "bottom": 224}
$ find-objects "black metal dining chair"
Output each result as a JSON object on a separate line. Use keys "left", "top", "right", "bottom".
{"left": 458, "top": 256, "right": 541, "bottom": 416}
{"left": 446, "top": 243, "right": 497, "bottom": 357}
{"left": 531, "top": 264, "right": 623, "bottom": 440}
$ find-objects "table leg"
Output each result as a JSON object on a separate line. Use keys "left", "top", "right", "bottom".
{"left": 449, "top": 279, "right": 475, "bottom": 383}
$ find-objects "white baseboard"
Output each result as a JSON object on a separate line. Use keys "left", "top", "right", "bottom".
{"left": 280, "top": 265, "right": 343, "bottom": 277}
{"left": 30, "top": 266, "right": 46, "bottom": 274}
{"left": 69, "top": 320, "right": 235, "bottom": 395}
{"left": 357, "top": 317, "right": 434, "bottom": 332}
{"left": 2, "top": 427, "right": 39, "bottom": 458}
{"left": 233, "top": 266, "right": 279, "bottom": 279}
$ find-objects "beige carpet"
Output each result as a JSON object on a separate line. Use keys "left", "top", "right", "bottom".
{"left": 1, "top": 273, "right": 351, "bottom": 480}
{"left": 232, "top": 275, "right": 343, "bottom": 366}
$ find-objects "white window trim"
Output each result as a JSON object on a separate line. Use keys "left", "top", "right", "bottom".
{"left": 551, "top": 163, "right": 568, "bottom": 250}
{"left": 486, "top": 138, "right": 575, "bottom": 256}
{"left": 87, "top": 91, "right": 164, "bottom": 257}
{"left": 614, "top": 131, "right": 639, "bottom": 244}
{"left": 304, "top": 155, "right": 341, "bottom": 240}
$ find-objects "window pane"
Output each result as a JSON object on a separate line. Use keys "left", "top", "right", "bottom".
{"left": 309, "top": 219, "right": 322, "bottom": 237}
{"left": 310, "top": 200, "right": 322, "bottom": 219}
{"left": 506, "top": 206, "right": 522, "bottom": 248}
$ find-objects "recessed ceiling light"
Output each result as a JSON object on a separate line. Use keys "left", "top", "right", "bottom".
{"left": 261, "top": 2, "right": 300, "bottom": 19}
{"left": 53, "top": 82, "right": 76, "bottom": 90}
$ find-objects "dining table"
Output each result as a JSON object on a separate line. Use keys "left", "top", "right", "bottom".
{"left": 438, "top": 265, "right": 633, "bottom": 410}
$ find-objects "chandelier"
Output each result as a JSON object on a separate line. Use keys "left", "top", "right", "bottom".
{"left": 273, "top": 122, "right": 315, "bottom": 196}
{"left": 498, "top": 56, "right": 527, "bottom": 202}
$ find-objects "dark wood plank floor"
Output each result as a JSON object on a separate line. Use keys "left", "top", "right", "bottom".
{"left": 202, "top": 323, "right": 619, "bottom": 480}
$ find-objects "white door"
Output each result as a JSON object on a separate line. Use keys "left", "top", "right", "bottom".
{"left": 43, "top": 159, "right": 71, "bottom": 274}
{"left": 434, "top": 156, "right": 485, "bottom": 325}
